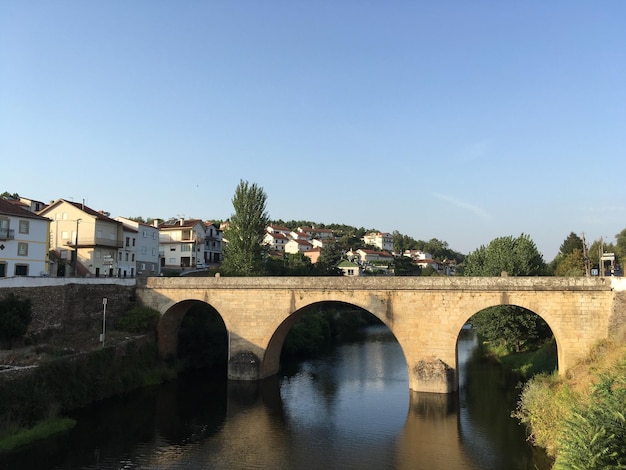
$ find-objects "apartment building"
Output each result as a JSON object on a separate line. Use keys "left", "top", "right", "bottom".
{"left": 0, "top": 198, "right": 50, "bottom": 277}
{"left": 158, "top": 219, "right": 206, "bottom": 269}
{"left": 39, "top": 199, "right": 123, "bottom": 277}
{"left": 115, "top": 217, "right": 161, "bottom": 277}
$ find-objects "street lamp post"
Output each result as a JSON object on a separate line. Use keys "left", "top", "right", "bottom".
{"left": 74, "top": 219, "right": 81, "bottom": 277}
{"left": 101, "top": 297, "right": 107, "bottom": 347}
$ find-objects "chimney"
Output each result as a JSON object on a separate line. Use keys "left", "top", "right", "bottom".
{"left": 179, "top": 218, "right": 184, "bottom": 226}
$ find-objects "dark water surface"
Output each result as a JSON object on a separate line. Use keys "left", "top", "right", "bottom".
{"left": 1, "top": 326, "right": 552, "bottom": 469}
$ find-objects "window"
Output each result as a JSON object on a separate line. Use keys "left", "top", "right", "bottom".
{"left": 181, "top": 244, "right": 191, "bottom": 252}
{"left": 18, "top": 242, "right": 28, "bottom": 256}
{"left": 170, "top": 246, "right": 176, "bottom": 251}
{"left": 126, "top": 237, "right": 130, "bottom": 247}
{"left": 141, "top": 263, "right": 146, "bottom": 270}
{"left": 142, "top": 230, "right": 147, "bottom": 238}
{"left": 62, "top": 231, "right": 69, "bottom": 240}
{"left": 152, "top": 232, "right": 157, "bottom": 240}
{"left": 132, "top": 238, "right": 136, "bottom": 246}
{"left": 152, "top": 248, "right": 157, "bottom": 256}
{"left": 97, "top": 230, "right": 103, "bottom": 238}
{"left": 168, "top": 257, "right": 176, "bottom": 264}
{"left": 131, "top": 254, "right": 135, "bottom": 261}
{"left": 141, "top": 246, "right": 147, "bottom": 255}
{"left": 125, "top": 253, "right": 129, "bottom": 261}
{"left": 14, "top": 264, "right": 28, "bottom": 276}
{"left": 19, "top": 220, "right": 29, "bottom": 234}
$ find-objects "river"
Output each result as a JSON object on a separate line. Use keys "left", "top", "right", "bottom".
{"left": 0, "top": 326, "right": 553, "bottom": 469}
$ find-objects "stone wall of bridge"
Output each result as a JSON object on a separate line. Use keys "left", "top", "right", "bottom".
{"left": 137, "top": 276, "right": 626, "bottom": 393}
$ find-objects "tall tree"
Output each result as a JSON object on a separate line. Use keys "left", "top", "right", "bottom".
{"left": 464, "top": 234, "right": 550, "bottom": 352}
{"left": 315, "top": 242, "right": 343, "bottom": 276}
{"left": 560, "top": 232, "right": 584, "bottom": 256}
{"left": 464, "top": 234, "right": 546, "bottom": 276}
{"left": 220, "top": 181, "right": 269, "bottom": 276}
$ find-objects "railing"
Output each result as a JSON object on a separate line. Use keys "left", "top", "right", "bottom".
{"left": 0, "top": 229, "right": 15, "bottom": 240}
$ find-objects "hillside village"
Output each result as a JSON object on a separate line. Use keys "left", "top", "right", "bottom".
{"left": 0, "top": 194, "right": 458, "bottom": 279}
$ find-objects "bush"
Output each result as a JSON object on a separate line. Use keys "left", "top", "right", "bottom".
{"left": 554, "top": 374, "right": 626, "bottom": 469}
{"left": 116, "top": 307, "right": 160, "bottom": 333}
{"left": 513, "top": 373, "right": 576, "bottom": 455}
{"left": 0, "top": 293, "right": 32, "bottom": 349}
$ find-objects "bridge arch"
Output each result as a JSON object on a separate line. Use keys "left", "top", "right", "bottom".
{"left": 157, "top": 299, "right": 229, "bottom": 362}
{"left": 261, "top": 300, "right": 406, "bottom": 379}
{"left": 136, "top": 276, "right": 623, "bottom": 393}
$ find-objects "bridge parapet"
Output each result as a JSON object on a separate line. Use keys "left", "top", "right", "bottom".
{"left": 142, "top": 276, "right": 616, "bottom": 292}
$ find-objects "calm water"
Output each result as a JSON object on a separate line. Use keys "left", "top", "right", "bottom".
{"left": 0, "top": 326, "right": 552, "bottom": 469}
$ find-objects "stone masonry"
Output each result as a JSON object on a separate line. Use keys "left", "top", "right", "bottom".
{"left": 137, "top": 276, "right": 626, "bottom": 393}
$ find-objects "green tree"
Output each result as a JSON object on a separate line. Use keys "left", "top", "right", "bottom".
{"left": 615, "top": 228, "right": 626, "bottom": 265}
{"left": 555, "top": 249, "right": 586, "bottom": 276}
{"left": 393, "top": 256, "right": 421, "bottom": 276}
{"left": 315, "top": 242, "right": 343, "bottom": 276}
{"left": 464, "top": 234, "right": 550, "bottom": 352}
{"left": 471, "top": 305, "right": 548, "bottom": 352}
{"left": 220, "top": 180, "right": 269, "bottom": 276}
{"left": 0, "top": 293, "right": 32, "bottom": 349}
{"left": 464, "top": 234, "right": 546, "bottom": 276}
{"left": 560, "top": 232, "right": 584, "bottom": 256}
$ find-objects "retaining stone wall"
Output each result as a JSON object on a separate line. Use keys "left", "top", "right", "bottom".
{"left": 0, "top": 281, "right": 136, "bottom": 340}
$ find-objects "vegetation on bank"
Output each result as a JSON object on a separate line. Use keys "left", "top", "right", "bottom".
{"left": 0, "top": 306, "right": 175, "bottom": 452}
{"left": 514, "top": 334, "right": 626, "bottom": 468}
{"left": 0, "top": 418, "right": 76, "bottom": 452}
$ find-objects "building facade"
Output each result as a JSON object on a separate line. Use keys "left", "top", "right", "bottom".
{"left": 39, "top": 199, "right": 123, "bottom": 277}
{"left": 0, "top": 198, "right": 50, "bottom": 277}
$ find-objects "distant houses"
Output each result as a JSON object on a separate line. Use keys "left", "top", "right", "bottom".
{"left": 0, "top": 194, "right": 457, "bottom": 278}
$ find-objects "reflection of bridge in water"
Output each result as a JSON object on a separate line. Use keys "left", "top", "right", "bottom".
{"left": 137, "top": 276, "right": 626, "bottom": 393}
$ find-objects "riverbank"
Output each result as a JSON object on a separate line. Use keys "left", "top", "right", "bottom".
{"left": 514, "top": 328, "right": 626, "bottom": 467}
{"left": 0, "top": 331, "right": 176, "bottom": 452}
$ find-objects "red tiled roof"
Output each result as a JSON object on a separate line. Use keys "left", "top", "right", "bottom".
{"left": 0, "top": 198, "right": 49, "bottom": 220}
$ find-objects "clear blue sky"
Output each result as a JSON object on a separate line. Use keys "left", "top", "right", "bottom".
{"left": 2, "top": 2, "right": 625, "bottom": 260}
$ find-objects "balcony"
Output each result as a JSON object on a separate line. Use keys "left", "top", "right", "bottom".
{"left": 0, "top": 229, "right": 15, "bottom": 240}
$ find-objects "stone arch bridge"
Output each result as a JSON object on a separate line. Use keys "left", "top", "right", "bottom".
{"left": 136, "top": 276, "right": 626, "bottom": 394}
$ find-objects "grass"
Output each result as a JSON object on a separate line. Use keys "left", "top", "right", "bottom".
{"left": 481, "top": 337, "right": 558, "bottom": 379}
{"left": 0, "top": 417, "right": 76, "bottom": 452}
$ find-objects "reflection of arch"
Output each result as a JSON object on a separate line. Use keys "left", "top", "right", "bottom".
{"left": 261, "top": 300, "right": 407, "bottom": 379}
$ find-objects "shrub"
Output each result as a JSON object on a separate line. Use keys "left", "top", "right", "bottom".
{"left": 116, "top": 307, "right": 160, "bottom": 333}
{"left": 0, "top": 293, "right": 32, "bottom": 349}
{"left": 553, "top": 374, "right": 626, "bottom": 469}
{"left": 513, "top": 372, "right": 576, "bottom": 455}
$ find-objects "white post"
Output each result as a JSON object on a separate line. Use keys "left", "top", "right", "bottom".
{"left": 102, "top": 297, "right": 107, "bottom": 347}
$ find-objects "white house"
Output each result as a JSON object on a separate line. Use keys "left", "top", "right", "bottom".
{"left": 115, "top": 217, "right": 160, "bottom": 277}
{"left": 158, "top": 219, "right": 206, "bottom": 270}
{"left": 263, "top": 231, "right": 290, "bottom": 252}
{"left": 337, "top": 259, "right": 361, "bottom": 276}
{"left": 285, "top": 238, "right": 313, "bottom": 254}
{"left": 362, "top": 232, "right": 394, "bottom": 252}
{"left": 0, "top": 198, "right": 50, "bottom": 277}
